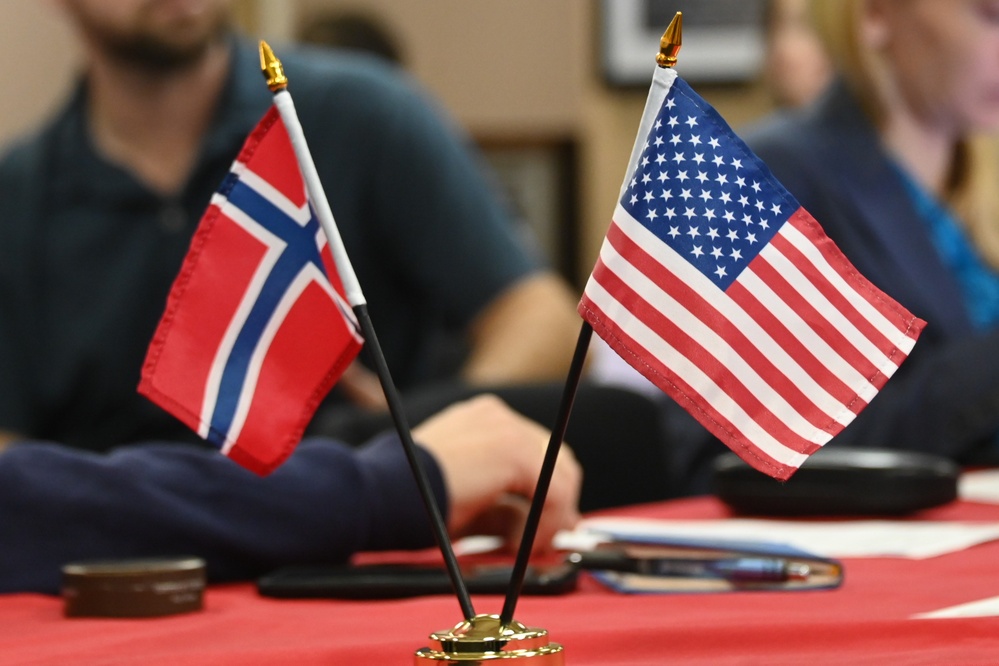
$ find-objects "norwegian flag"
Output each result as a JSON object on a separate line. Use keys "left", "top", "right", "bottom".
{"left": 140, "top": 107, "right": 363, "bottom": 475}
{"left": 579, "top": 67, "right": 925, "bottom": 481}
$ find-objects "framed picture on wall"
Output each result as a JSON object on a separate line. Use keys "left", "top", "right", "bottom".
{"left": 601, "top": 0, "right": 767, "bottom": 86}
{"left": 477, "top": 138, "right": 579, "bottom": 286}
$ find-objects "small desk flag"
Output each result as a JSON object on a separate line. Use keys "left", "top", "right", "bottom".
{"left": 140, "top": 106, "right": 363, "bottom": 475}
{"left": 579, "top": 67, "right": 925, "bottom": 481}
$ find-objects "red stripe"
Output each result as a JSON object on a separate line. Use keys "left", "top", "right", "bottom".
{"left": 591, "top": 245, "right": 822, "bottom": 454}
{"left": 726, "top": 279, "right": 868, "bottom": 416}
{"left": 746, "top": 252, "right": 883, "bottom": 381}
{"left": 766, "top": 233, "right": 898, "bottom": 392}
{"left": 770, "top": 223, "right": 903, "bottom": 363}
{"left": 604, "top": 221, "right": 846, "bottom": 437}
{"left": 579, "top": 290, "right": 798, "bottom": 481}
{"left": 788, "top": 209, "right": 925, "bottom": 340}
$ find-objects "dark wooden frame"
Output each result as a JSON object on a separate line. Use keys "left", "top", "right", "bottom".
{"left": 476, "top": 137, "right": 580, "bottom": 287}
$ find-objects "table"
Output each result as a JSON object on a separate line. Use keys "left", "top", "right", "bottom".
{"left": 3, "top": 496, "right": 999, "bottom": 665}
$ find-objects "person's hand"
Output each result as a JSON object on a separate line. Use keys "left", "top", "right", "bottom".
{"left": 412, "top": 394, "right": 582, "bottom": 551}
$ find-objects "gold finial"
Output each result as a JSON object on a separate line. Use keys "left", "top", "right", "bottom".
{"left": 656, "top": 12, "right": 683, "bottom": 68}
{"left": 259, "top": 40, "right": 288, "bottom": 91}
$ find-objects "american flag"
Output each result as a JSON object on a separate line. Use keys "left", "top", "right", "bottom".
{"left": 140, "top": 107, "right": 363, "bottom": 475}
{"left": 579, "top": 68, "right": 925, "bottom": 480}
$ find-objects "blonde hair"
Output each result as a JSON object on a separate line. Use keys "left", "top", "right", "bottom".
{"left": 810, "top": 0, "right": 999, "bottom": 269}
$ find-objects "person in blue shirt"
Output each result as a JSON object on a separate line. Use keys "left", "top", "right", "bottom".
{"left": 0, "top": 394, "right": 582, "bottom": 594}
{"left": 0, "top": 0, "right": 581, "bottom": 453}
{"left": 0, "top": 0, "right": 586, "bottom": 592}
{"left": 743, "top": 0, "right": 999, "bottom": 466}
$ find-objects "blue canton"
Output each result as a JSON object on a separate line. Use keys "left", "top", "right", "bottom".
{"left": 620, "top": 78, "right": 800, "bottom": 290}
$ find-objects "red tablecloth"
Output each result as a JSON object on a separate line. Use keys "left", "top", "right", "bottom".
{"left": 3, "top": 497, "right": 999, "bottom": 665}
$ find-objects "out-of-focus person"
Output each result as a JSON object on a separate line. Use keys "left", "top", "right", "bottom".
{"left": 0, "top": 0, "right": 581, "bottom": 453}
{"left": 0, "top": 394, "right": 582, "bottom": 594}
{"left": 743, "top": 0, "right": 999, "bottom": 465}
{"left": 0, "top": 0, "right": 589, "bottom": 592}
{"left": 763, "top": 0, "right": 834, "bottom": 108}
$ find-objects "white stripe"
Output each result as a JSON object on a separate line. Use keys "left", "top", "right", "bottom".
{"left": 302, "top": 252, "right": 362, "bottom": 341}
{"left": 311, "top": 229, "right": 362, "bottom": 341}
{"left": 235, "top": 166, "right": 313, "bottom": 227}
{"left": 758, "top": 238, "right": 899, "bottom": 370}
{"left": 221, "top": 184, "right": 359, "bottom": 333}
{"left": 613, "top": 206, "right": 872, "bottom": 405}
{"left": 781, "top": 222, "right": 918, "bottom": 354}
{"left": 198, "top": 201, "right": 285, "bottom": 439}
{"left": 584, "top": 276, "right": 811, "bottom": 468}
{"left": 742, "top": 268, "right": 885, "bottom": 407}
{"left": 737, "top": 268, "right": 882, "bottom": 405}
{"left": 597, "top": 237, "right": 841, "bottom": 442}
{"left": 220, "top": 265, "right": 321, "bottom": 452}
{"left": 312, "top": 266, "right": 363, "bottom": 344}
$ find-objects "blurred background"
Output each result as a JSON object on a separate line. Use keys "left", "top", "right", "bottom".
{"left": 1, "top": 0, "right": 786, "bottom": 289}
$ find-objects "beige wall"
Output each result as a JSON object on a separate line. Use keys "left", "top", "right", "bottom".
{"left": 297, "top": 0, "right": 587, "bottom": 138}
{"left": 0, "top": 4, "right": 79, "bottom": 150}
{"left": 1, "top": 1, "right": 775, "bottom": 286}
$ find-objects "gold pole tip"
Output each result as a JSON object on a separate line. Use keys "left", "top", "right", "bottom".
{"left": 259, "top": 40, "right": 288, "bottom": 91}
{"left": 657, "top": 11, "right": 683, "bottom": 68}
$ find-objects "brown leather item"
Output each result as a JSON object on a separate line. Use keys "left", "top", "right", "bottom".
{"left": 62, "top": 557, "right": 206, "bottom": 618}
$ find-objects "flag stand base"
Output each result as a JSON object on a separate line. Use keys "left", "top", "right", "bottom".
{"left": 414, "top": 614, "right": 564, "bottom": 663}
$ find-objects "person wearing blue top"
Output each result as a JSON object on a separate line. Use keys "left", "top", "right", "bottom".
{"left": 0, "top": 394, "right": 582, "bottom": 594}
{"left": 0, "top": 0, "right": 581, "bottom": 453}
{"left": 742, "top": 0, "right": 999, "bottom": 465}
{"left": 0, "top": 0, "right": 586, "bottom": 592}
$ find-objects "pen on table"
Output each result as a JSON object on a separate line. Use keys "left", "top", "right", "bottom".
{"left": 567, "top": 550, "right": 811, "bottom": 583}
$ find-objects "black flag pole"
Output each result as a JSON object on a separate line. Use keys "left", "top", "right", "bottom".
{"left": 499, "top": 12, "right": 683, "bottom": 627}
{"left": 499, "top": 321, "right": 591, "bottom": 626}
{"left": 352, "top": 305, "right": 476, "bottom": 620}
{"left": 260, "top": 42, "right": 475, "bottom": 620}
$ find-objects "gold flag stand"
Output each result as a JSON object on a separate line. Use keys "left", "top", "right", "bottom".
{"left": 414, "top": 615, "right": 563, "bottom": 664}
{"left": 413, "top": 12, "right": 683, "bottom": 664}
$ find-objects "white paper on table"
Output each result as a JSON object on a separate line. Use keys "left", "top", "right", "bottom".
{"left": 958, "top": 469, "right": 999, "bottom": 504}
{"left": 554, "top": 517, "right": 999, "bottom": 559}
{"left": 912, "top": 595, "right": 999, "bottom": 619}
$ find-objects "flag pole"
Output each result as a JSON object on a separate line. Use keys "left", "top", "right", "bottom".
{"left": 498, "top": 321, "right": 590, "bottom": 626}
{"left": 498, "top": 12, "right": 683, "bottom": 628}
{"left": 259, "top": 42, "right": 476, "bottom": 620}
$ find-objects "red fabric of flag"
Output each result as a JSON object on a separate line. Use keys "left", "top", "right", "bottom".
{"left": 139, "top": 107, "right": 363, "bottom": 475}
